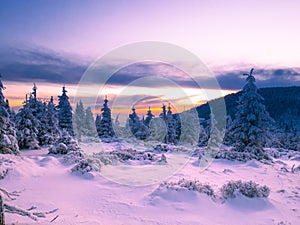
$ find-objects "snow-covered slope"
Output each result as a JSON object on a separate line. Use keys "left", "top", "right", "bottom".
{"left": 0, "top": 144, "right": 299, "bottom": 225}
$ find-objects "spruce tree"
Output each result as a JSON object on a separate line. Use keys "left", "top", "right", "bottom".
{"left": 0, "top": 75, "right": 19, "bottom": 154}
{"left": 144, "top": 106, "right": 154, "bottom": 127}
{"left": 159, "top": 104, "right": 168, "bottom": 143}
{"left": 128, "top": 106, "right": 140, "bottom": 136}
{"left": 166, "top": 104, "right": 177, "bottom": 143}
{"left": 198, "top": 118, "right": 208, "bottom": 147}
{"left": 179, "top": 109, "right": 199, "bottom": 146}
{"left": 84, "top": 106, "right": 97, "bottom": 137}
{"left": 73, "top": 100, "right": 84, "bottom": 140}
{"left": 15, "top": 84, "right": 41, "bottom": 149}
{"left": 15, "top": 101, "right": 40, "bottom": 150}
{"left": 98, "top": 96, "right": 114, "bottom": 140}
{"left": 127, "top": 106, "right": 149, "bottom": 140}
{"left": 57, "top": 86, "right": 73, "bottom": 136}
{"left": 229, "top": 68, "right": 273, "bottom": 158}
{"left": 28, "top": 84, "right": 58, "bottom": 146}
{"left": 44, "top": 96, "right": 60, "bottom": 145}
{"left": 95, "top": 114, "right": 102, "bottom": 136}
{"left": 206, "top": 111, "right": 224, "bottom": 156}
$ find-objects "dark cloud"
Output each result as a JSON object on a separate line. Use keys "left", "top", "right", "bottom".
{"left": 0, "top": 46, "right": 87, "bottom": 84}
{"left": 0, "top": 45, "right": 299, "bottom": 90}
{"left": 216, "top": 68, "right": 300, "bottom": 90}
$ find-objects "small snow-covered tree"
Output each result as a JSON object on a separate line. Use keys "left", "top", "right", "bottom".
{"left": 128, "top": 106, "right": 140, "bottom": 136}
{"left": 95, "top": 114, "right": 101, "bottom": 136}
{"left": 26, "top": 84, "right": 58, "bottom": 146}
{"left": 43, "top": 96, "right": 60, "bottom": 145}
{"left": 35, "top": 101, "right": 50, "bottom": 145}
{"left": 166, "top": 104, "right": 177, "bottom": 144}
{"left": 198, "top": 118, "right": 208, "bottom": 147}
{"left": 206, "top": 111, "right": 224, "bottom": 156}
{"left": 98, "top": 96, "right": 115, "bottom": 140}
{"left": 179, "top": 109, "right": 199, "bottom": 146}
{"left": 73, "top": 100, "right": 85, "bottom": 140}
{"left": 128, "top": 106, "right": 149, "bottom": 140}
{"left": 159, "top": 104, "right": 168, "bottom": 143}
{"left": 228, "top": 68, "right": 273, "bottom": 158}
{"left": 15, "top": 103, "right": 40, "bottom": 150}
{"left": 57, "top": 86, "right": 73, "bottom": 136}
{"left": 0, "top": 75, "right": 19, "bottom": 154}
{"left": 144, "top": 106, "right": 154, "bottom": 127}
{"left": 84, "top": 106, "right": 97, "bottom": 137}
{"left": 148, "top": 117, "right": 167, "bottom": 142}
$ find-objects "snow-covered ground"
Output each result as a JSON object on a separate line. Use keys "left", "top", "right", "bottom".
{"left": 0, "top": 142, "right": 299, "bottom": 225}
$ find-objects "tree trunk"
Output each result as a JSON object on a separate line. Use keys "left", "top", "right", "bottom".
{"left": 0, "top": 195, "right": 4, "bottom": 225}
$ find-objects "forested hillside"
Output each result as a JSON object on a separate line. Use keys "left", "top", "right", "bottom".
{"left": 196, "top": 86, "right": 300, "bottom": 131}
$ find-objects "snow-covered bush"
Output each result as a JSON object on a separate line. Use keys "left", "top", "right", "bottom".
{"left": 153, "top": 143, "right": 172, "bottom": 152}
{"left": 153, "top": 143, "right": 194, "bottom": 155}
{"left": 63, "top": 149, "right": 84, "bottom": 164}
{"left": 92, "top": 149, "right": 162, "bottom": 165}
{"left": 92, "top": 151, "right": 117, "bottom": 165}
{"left": 71, "top": 158, "right": 101, "bottom": 175}
{"left": 160, "top": 178, "right": 215, "bottom": 197}
{"left": 108, "top": 148, "right": 160, "bottom": 162}
{"left": 216, "top": 147, "right": 271, "bottom": 162}
{"left": 48, "top": 129, "right": 80, "bottom": 154}
{"left": 220, "top": 180, "right": 270, "bottom": 199}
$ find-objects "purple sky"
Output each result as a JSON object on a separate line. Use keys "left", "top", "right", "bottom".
{"left": 0, "top": 0, "right": 299, "bottom": 110}
{"left": 1, "top": 0, "right": 299, "bottom": 65}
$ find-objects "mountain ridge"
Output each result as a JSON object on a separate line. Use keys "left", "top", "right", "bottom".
{"left": 195, "top": 86, "right": 300, "bottom": 131}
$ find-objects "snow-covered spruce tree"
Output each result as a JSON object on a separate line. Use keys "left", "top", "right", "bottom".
{"left": 228, "top": 68, "right": 273, "bottom": 159}
{"left": 15, "top": 97, "right": 40, "bottom": 150}
{"left": 73, "top": 100, "right": 85, "bottom": 140}
{"left": 166, "top": 104, "right": 177, "bottom": 144}
{"left": 179, "top": 109, "right": 199, "bottom": 146}
{"left": 0, "top": 76, "right": 19, "bottom": 154}
{"left": 35, "top": 101, "right": 50, "bottom": 145}
{"left": 198, "top": 118, "right": 208, "bottom": 147}
{"left": 206, "top": 111, "right": 224, "bottom": 157}
{"left": 41, "top": 96, "right": 60, "bottom": 145}
{"left": 25, "top": 84, "right": 56, "bottom": 146}
{"left": 83, "top": 106, "right": 97, "bottom": 137}
{"left": 144, "top": 106, "right": 154, "bottom": 127}
{"left": 159, "top": 104, "right": 168, "bottom": 143}
{"left": 95, "top": 114, "right": 101, "bottom": 136}
{"left": 98, "top": 96, "right": 115, "bottom": 140}
{"left": 128, "top": 106, "right": 149, "bottom": 140}
{"left": 276, "top": 129, "right": 300, "bottom": 151}
{"left": 57, "top": 86, "right": 73, "bottom": 136}
{"left": 128, "top": 106, "right": 140, "bottom": 135}
{"left": 148, "top": 117, "right": 168, "bottom": 142}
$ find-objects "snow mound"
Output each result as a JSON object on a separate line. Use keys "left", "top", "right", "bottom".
{"left": 150, "top": 186, "right": 203, "bottom": 203}
{"left": 226, "top": 195, "right": 273, "bottom": 212}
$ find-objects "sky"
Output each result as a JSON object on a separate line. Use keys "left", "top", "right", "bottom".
{"left": 0, "top": 0, "right": 299, "bottom": 114}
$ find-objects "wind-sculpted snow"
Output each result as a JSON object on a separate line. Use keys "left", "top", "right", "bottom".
{"left": 0, "top": 144, "right": 299, "bottom": 224}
